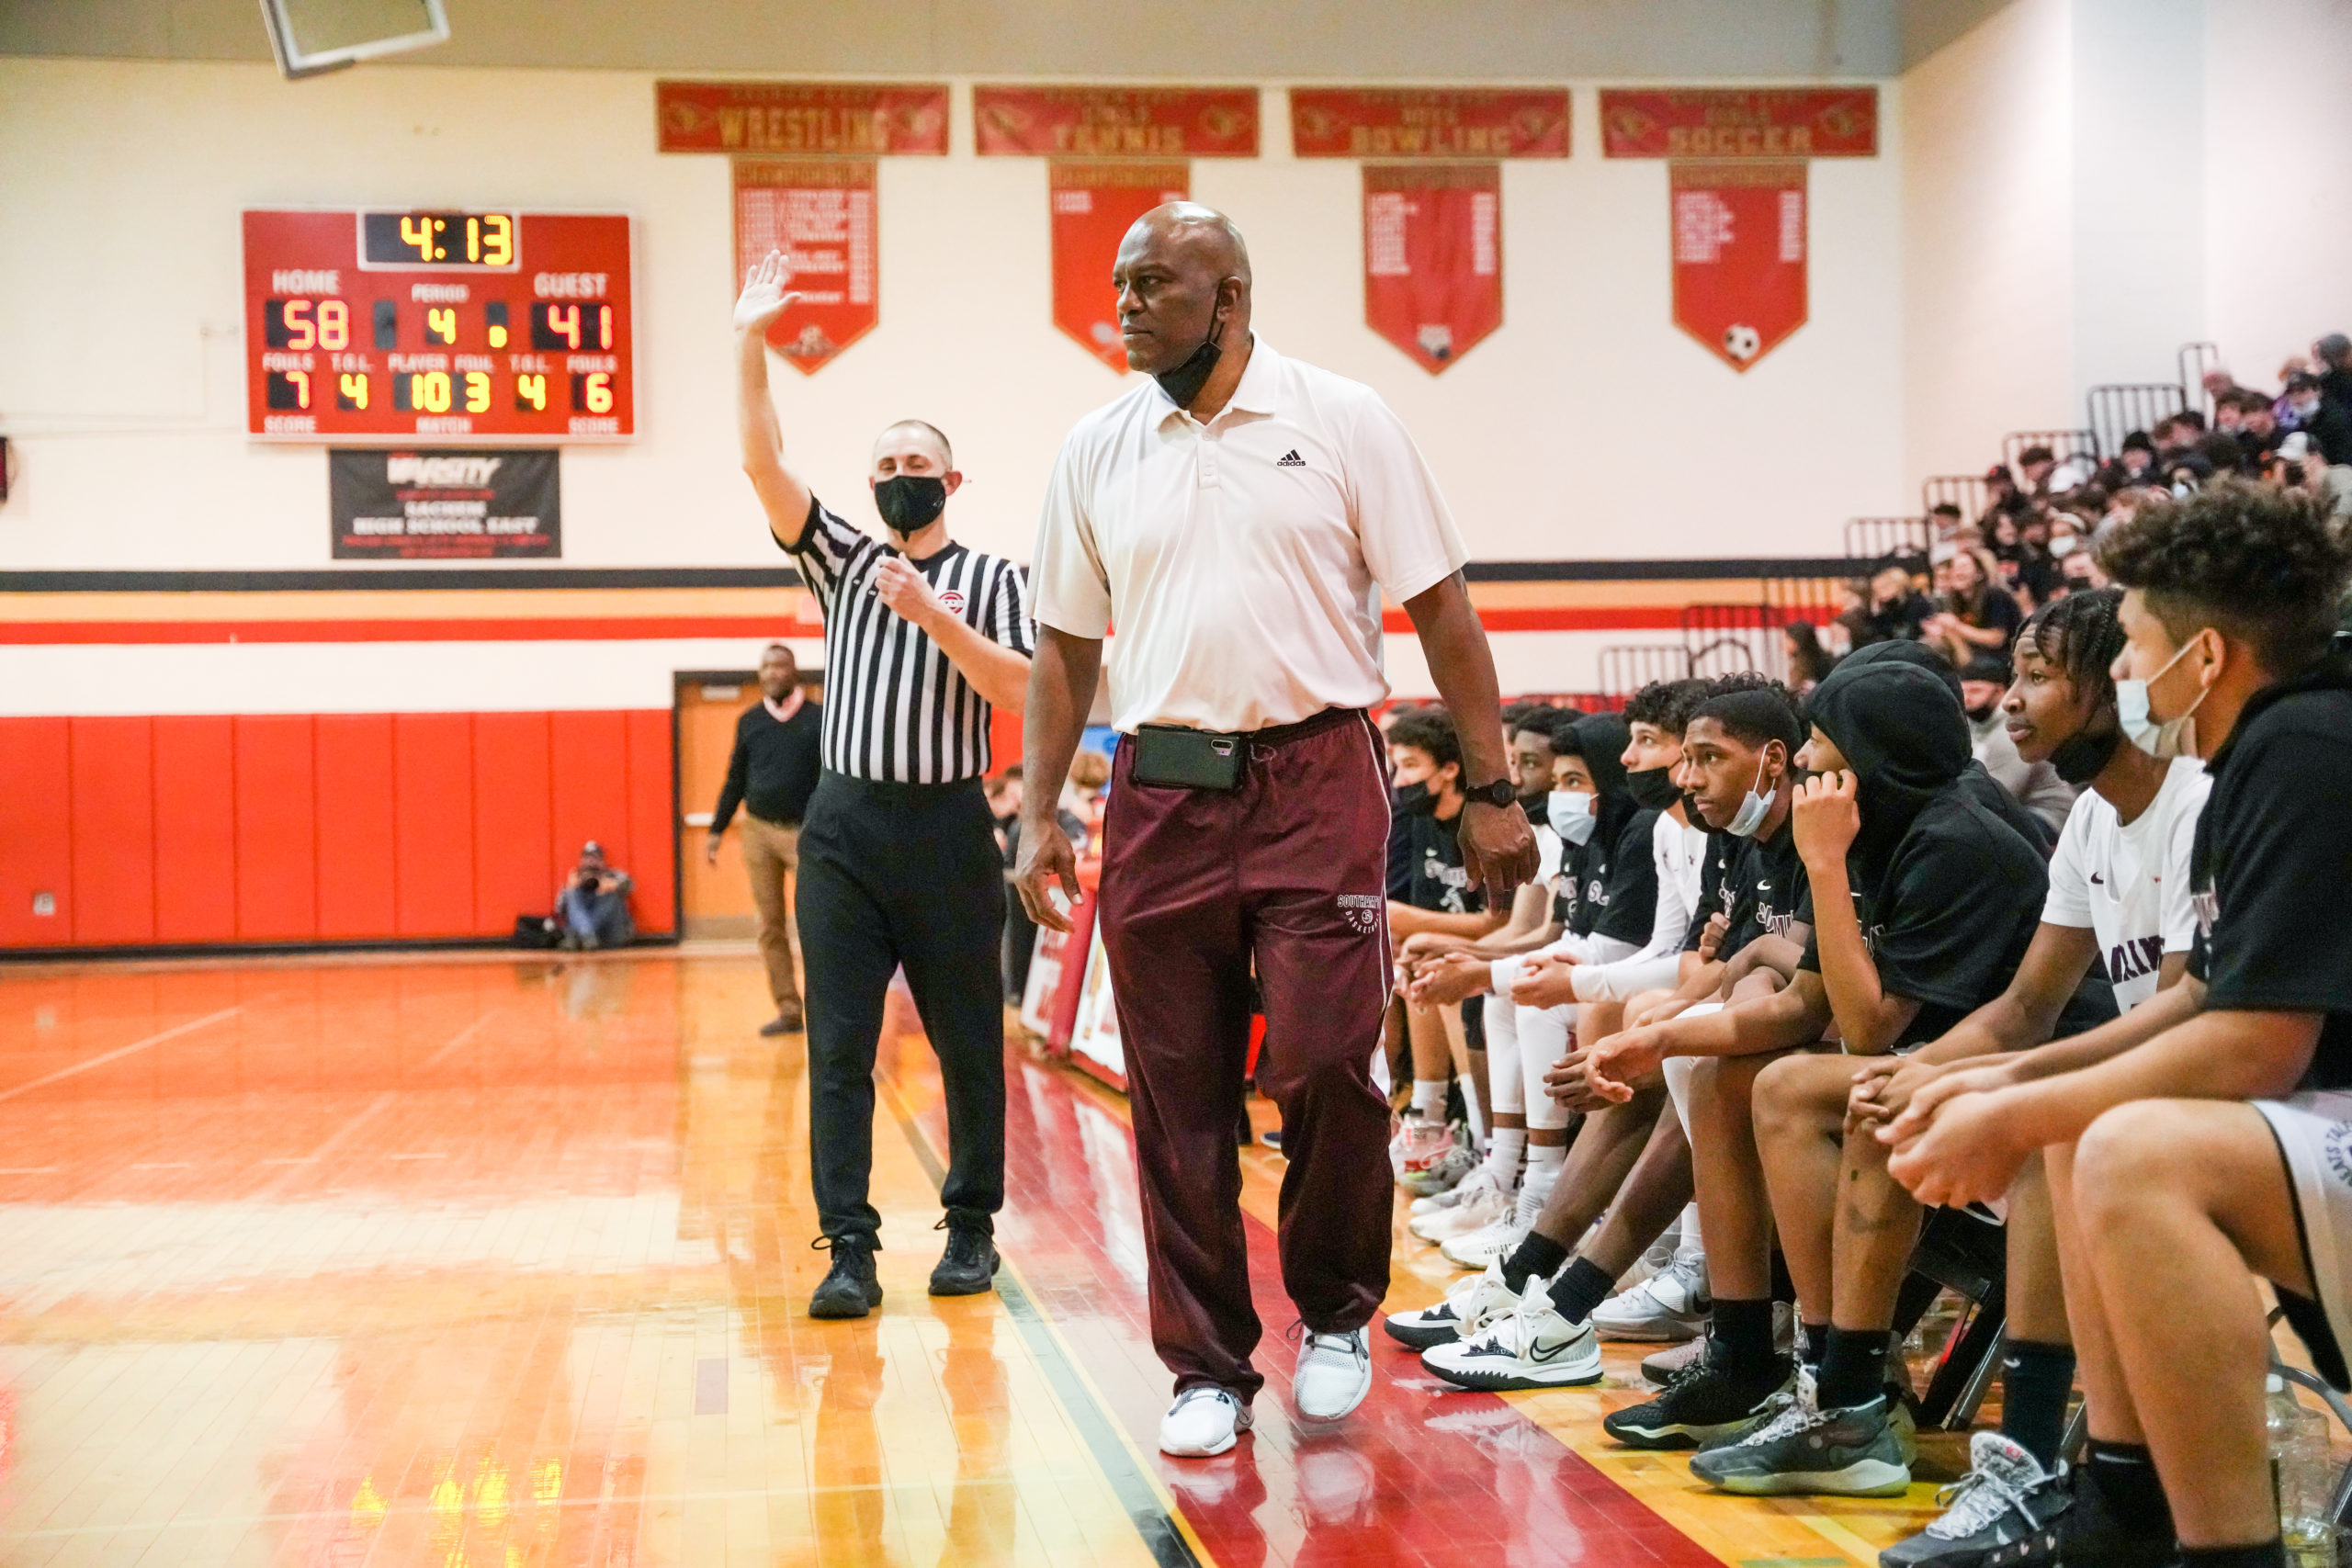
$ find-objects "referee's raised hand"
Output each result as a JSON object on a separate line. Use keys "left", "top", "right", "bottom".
{"left": 734, "top": 249, "right": 801, "bottom": 335}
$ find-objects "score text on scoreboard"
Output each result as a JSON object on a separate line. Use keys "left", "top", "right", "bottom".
{"left": 243, "top": 209, "right": 636, "bottom": 443}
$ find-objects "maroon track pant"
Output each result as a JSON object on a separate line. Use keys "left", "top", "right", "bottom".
{"left": 1096, "top": 705, "right": 1396, "bottom": 1400}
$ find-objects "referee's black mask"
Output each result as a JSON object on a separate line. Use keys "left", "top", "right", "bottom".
{"left": 874, "top": 475, "right": 947, "bottom": 535}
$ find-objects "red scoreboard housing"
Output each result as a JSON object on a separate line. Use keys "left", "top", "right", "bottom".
{"left": 243, "top": 209, "right": 636, "bottom": 443}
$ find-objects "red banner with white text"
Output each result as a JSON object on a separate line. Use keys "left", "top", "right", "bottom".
{"left": 1050, "top": 162, "right": 1190, "bottom": 369}
{"left": 1670, "top": 161, "right": 1807, "bottom": 372}
{"left": 733, "top": 159, "right": 877, "bottom": 374}
{"left": 657, "top": 81, "right": 949, "bottom": 155}
{"left": 1600, "top": 88, "right": 1878, "bottom": 159}
{"left": 1363, "top": 164, "right": 1501, "bottom": 375}
{"left": 975, "top": 87, "right": 1258, "bottom": 158}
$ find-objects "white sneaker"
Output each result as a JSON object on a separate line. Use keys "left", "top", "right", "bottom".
{"left": 1408, "top": 1164, "right": 1506, "bottom": 1217}
{"left": 1159, "top": 1386, "right": 1250, "bottom": 1457}
{"left": 1293, "top": 1327, "right": 1374, "bottom": 1422}
{"left": 1410, "top": 1180, "right": 1512, "bottom": 1242}
{"left": 1592, "top": 1251, "right": 1710, "bottom": 1341}
{"left": 1439, "top": 1217, "right": 1526, "bottom": 1270}
{"left": 1381, "top": 1260, "right": 1521, "bottom": 1350}
{"left": 1421, "top": 1280, "right": 1604, "bottom": 1391}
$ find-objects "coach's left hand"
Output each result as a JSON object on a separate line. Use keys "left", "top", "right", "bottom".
{"left": 1459, "top": 800, "right": 1538, "bottom": 902}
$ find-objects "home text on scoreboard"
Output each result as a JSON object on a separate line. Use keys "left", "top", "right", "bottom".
{"left": 243, "top": 209, "right": 637, "bottom": 443}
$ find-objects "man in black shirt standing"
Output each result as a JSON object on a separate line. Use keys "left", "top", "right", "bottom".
{"left": 1886, "top": 486, "right": 2352, "bottom": 1568}
{"left": 707, "top": 642, "right": 824, "bottom": 1036}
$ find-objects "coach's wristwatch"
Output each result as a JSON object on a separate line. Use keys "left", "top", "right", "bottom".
{"left": 1463, "top": 778, "right": 1518, "bottom": 808}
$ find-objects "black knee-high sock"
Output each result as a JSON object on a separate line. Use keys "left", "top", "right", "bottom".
{"left": 2085, "top": 1440, "right": 2175, "bottom": 1540}
{"left": 1817, "top": 1327, "right": 1892, "bottom": 1410}
{"left": 1712, "top": 1298, "right": 1778, "bottom": 1378}
{"left": 1800, "top": 1320, "right": 1829, "bottom": 1369}
{"left": 1997, "top": 1339, "right": 2076, "bottom": 1470}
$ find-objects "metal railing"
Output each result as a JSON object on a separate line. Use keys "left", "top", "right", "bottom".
{"left": 2087, "top": 383, "right": 2188, "bottom": 459}
{"left": 1845, "top": 515, "right": 1932, "bottom": 565}
{"left": 2003, "top": 427, "right": 2100, "bottom": 472}
{"left": 1682, "top": 604, "right": 1780, "bottom": 681}
{"left": 2180, "top": 340, "right": 2223, "bottom": 421}
{"left": 1922, "top": 474, "right": 1990, "bottom": 527}
{"left": 1596, "top": 643, "right": 1690, "bottom": 700}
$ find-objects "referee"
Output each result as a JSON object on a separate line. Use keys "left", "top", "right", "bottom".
{"left": 734, "top": 251, "right": 1033, "bottom": 1320}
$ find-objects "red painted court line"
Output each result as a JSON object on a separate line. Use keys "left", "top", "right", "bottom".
{"left": 905, "top": 1040, "right": 1728, "bottom": 1568}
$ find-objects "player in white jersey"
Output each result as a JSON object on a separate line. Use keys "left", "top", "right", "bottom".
{"left": 1850, "top": 590, "right": 2206, "bottom": 1568}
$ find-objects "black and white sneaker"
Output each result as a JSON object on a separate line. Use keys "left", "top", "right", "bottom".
{"left": 1879, "top": 1432, "right": 2068, "bottom": 1567}
{"left": 1382, "top": 1260, "right": 1520, "bottom": 1350}
{"left": 1420, "top": 1279, "right": 1604, "bottom": 1391}
{"left": 1601, "top": 1349, "right": 1792, "bottom": 1450}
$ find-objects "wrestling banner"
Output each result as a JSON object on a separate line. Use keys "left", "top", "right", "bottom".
{"left": 1363, "top": 164, "right": 1502, "bottom": 375}
{"left": 1050, "top": 162, "right": 1190, "bottom": 370}
{"left": 657, "top": 81, "right": 949, "bottom": 155}
{"left": 1669, "top": 161, "right": 1808, "bottom": 372}
{"left": 733, "top": 159, "right": 877, "bottom": 374}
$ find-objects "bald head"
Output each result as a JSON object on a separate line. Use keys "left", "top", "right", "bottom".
{"left": 1113, "top": 203, "right": 1252, "bottom": 381}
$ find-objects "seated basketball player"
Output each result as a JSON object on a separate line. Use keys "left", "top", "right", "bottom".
{"left": 1860, "top": 589, "right": 2200, "bottom": 1568}
{"left": 1885, "top": 486, "right": 2352, "bottom": 1568}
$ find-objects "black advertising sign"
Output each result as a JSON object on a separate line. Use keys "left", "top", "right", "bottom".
{"left": 330, "top": 447, "right": 560, "bottom": 559}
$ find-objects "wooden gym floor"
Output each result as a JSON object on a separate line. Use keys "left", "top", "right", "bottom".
{"left": 0, "top": 948, "right": 1972, "bottom": 1566}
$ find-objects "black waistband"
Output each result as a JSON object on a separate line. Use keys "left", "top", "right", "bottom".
{"left": 1125, "top": 706, "right": 1368, "bottom": 750}
{"left": 817, "top": 770, "right": 985, "bottom": 801}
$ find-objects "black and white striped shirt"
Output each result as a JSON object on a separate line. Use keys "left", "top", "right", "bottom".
{"left": 782, "top": 498, "right": 1032, "bottom": 784}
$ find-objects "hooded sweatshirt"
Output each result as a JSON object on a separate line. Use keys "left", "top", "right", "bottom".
{"left": 1799, "top": 660, "right": 2050, "bottom": 1052}
{"left": 1834, "top": 638, "right": 2062, "bottom": 854}
{"left": 1556, "top": 712, "right": 1661, "bottom": 944}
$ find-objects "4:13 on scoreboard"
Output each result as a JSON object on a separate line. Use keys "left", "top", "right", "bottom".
{"left": 243, "top": 209, "right": 636, "bottom": 442}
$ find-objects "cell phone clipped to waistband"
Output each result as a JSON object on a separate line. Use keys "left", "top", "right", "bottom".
{"left": 1131, "top": 724, "right": 1245, "bottom": 791}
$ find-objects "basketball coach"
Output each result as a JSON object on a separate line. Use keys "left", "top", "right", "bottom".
{"left": 1015, "top": 204, "right": 1537, "bottom": 1458}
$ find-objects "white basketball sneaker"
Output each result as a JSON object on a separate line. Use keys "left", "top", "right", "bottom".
{"left": 1410, "top": 1179, "right": 1513, "bottom": 1243}
{"left": 1592, "top": 1250, "right": 1711, "bottom": 1341}
{"left": 1439, "top": 1216, "right": 1527, "bottom": 1270}
{"left": 1381, "top": 1260, "right": 1522, "bottom": 1350}
{"left": 1159, "top": 1386, "right": 1250, "bottom": 1457}
{"left": 1421, "top": 1279, "right": 1604, "bottom": 1391}
{"left": 1409, "top": 1163, "right": 1508, "bottom": 1218}
{"left": 1293, "top": 1327, "right": 1374, "bottom": 1422}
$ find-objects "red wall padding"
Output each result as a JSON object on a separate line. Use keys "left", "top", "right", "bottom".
{"left": 0, "top": 709, "right": 673, "bottom": 952}
{"left": 153, "top": 716, "right": 238, "bottom": 943}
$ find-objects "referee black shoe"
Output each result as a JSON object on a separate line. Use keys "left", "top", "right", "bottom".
{"left": 808, "top": 1235, "right": 883, "bottom": 1319}
{"left": 929, "top": 1220, "right": 1001, "bottom": 1297}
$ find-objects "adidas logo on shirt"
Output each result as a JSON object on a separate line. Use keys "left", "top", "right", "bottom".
{"left": 1276, "top": 449, "right": 1306, "bottom": 468}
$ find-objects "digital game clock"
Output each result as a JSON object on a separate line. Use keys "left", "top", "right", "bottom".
{"left": 243, "top": 209, "right": 636, "bottom": 442}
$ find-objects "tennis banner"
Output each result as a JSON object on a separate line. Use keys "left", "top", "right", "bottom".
{"left": 1049, "top": 162, "right": 1191, "bottom": 370}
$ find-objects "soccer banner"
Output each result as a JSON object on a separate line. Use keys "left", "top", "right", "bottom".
{"left": 733, "top": 159, "right": 876, "bottom": 374}
{"left": 1050, "top": 162, "right": 1190, "bottom": 370}
{"left": 974, "top": 85, "right": 1258, "bottom": 157}
{"left": 1600, "top": 88, "right": 1878, "bottom": 159}
{"left": 1363, "top": 164, "right": 1502, "bottom": 375}
{"left": 1670, "top": 161, "right": 1807, "bottom": 372}
{"left": 1291, "top": 88, "right": 1568, "bottom": 159}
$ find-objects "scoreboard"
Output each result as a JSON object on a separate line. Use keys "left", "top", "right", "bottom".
{"left": 243, "top": 209, "right": 636, "bottom": 443}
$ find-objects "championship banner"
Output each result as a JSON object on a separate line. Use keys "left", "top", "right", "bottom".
{"left": 1051, "top": 162, "right": 1190, "bottom": 369}
{"left": 974, "top": 86, "right": 1258, "bottom": 158}
{"left": 1363, "top": 164, "right": 1502, "bottom": 375}
{"left": 1291, "top": 88, "right": 1568, "bottom": 159}
{"left": 330, "top": 448, "right": 559, "bottom": 560}
{"left": 1670, "top": 162, "right": 1807, "bottom": 372}
{"left": 656, "top": 81, "right": 948, "bottom": 155}
{"left": 1600, "top": 88, "right": 1878, "bottom": 159}
{"left": 733, "top": 159, "right": 877, "bottom": 374}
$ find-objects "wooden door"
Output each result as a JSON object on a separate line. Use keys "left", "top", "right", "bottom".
{"left": 677, "top": 674, "right": 765, "bottom": 938}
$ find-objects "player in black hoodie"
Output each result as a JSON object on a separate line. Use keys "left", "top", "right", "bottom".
{"left": 1687, "top": 660, "right": 2049, "bottom": 1497}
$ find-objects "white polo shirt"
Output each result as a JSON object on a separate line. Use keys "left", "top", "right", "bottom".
{"left": 1029, "top": 337, "right": 1468, "bottom": 733}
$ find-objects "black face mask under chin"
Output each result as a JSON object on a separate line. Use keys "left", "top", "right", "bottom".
{"left": 1153, "top": 308, "right": 1226, "bottom": 410}
{"left": 873, "top": 475, "right": 947, "bottom": 536}
{"left": 1624, "top": 765, "right": 1683, "bottom": 812}
{"left": 2047, "top": 723, "right": 2122, "bottom": 785}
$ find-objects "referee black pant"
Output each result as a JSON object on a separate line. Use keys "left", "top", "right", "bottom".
{"left": 796, "top": 770, "right": 1007, "bottom": 1243}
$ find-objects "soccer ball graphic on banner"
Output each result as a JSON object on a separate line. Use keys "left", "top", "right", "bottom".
{"left": 1417, "top": 323, "right": 1456, "bottom": 363}
{"left": 1722, "top": 323, "right": 1762, "bottom": 363}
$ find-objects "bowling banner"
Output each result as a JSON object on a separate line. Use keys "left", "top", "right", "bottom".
{"left": 656, "top": 81, "right": 949, "bottom": 155}
{"left": 733, "top": 159, "right": 877, "bottom": 374}
{"left": 1363, "top": 164, "right": 1502, "bottom": 375}
{"left": 1669, "top": 161, "right": 1807, "bottom": 372}
{"left": 1050, "top": 162, "right": 1190, "bottom": 370}
{"left": 974, "top": 86, "right": 1259, "bottom": 158}
{"left": 1291, "top": 88, "right": 1568, "bottom": 159}
{"left": 1600, "top": 87, "right": 1878, "bottom": 159}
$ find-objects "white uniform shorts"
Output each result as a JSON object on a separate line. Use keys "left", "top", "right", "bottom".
{"left": 2255, "top": 1091, "right": 2352, "bottom": 1390}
